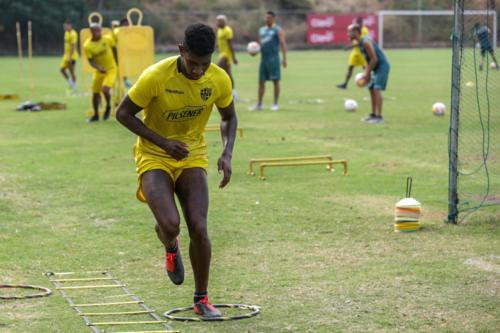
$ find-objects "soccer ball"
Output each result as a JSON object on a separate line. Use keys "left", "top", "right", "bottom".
{"left": 355, "top": 73, "right": 367, "bottom": 87}
{"left": 432, "top": 102, "right": 446, "bottom": 116}
{"left": 491, "top": 61, "right": 498, "bottom": 69}
{"left": 247, "top": 41, "right": 260, "bottom": 56}
{"left": 344, "top": 99, "right": 358, "bottom": 112}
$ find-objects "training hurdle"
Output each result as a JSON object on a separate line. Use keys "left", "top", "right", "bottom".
{"left": 46, "top": 271, "right": 177, "bottom": 333}
{"left": 205, "top": 125, "right": 244, "bottom": 138}
{"left": 247, "top": 155, "right": 348, "bottom": 180}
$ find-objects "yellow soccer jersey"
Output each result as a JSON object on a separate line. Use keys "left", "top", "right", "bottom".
{"left": 351, "top": 26, "right": 370, "bottom": 47}
{"left": 217, "top": 25, "right": 234, "bottom": 58}
{"left": 64, "top": 29, "right": 79, "bottom": 60}
{"left": 111, "top": 27, "right": 120, "bottom": 44}
{"left": 361, "top": 26, "right": 369, "bottom": 38}
{"left": 129, "top": 56, "right": 233, "bottom": 159}
{"left": 83, "top": 35, "right": 116, "bottom": 71}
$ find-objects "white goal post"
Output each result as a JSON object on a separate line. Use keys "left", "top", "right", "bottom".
{"left": 378, "top": 10, "right": 497, "bottom": 49}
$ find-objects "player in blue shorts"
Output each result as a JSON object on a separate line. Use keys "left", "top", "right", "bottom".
{"left": 473, "top": 23, "right": 499, "bottom": 70}
{"left": 248, "top": 11, "right": 287, "bottom": 112}
{"left": 349, "top": 24, "right": 390, "bottom": 124}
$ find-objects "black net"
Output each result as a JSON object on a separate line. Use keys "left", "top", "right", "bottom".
{"left": 450, "top": 0, "right": 500, "bottom": 222}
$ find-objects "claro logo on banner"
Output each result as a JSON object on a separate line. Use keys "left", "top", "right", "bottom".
{"left": 307, "top": 13, "right": 378, "bottom": 45}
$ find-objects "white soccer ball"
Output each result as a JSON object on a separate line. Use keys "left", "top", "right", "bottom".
{"left": 355, "top": 72, "right": 367, "bottom": 87}
{"left": 491, "top": 61, "right": 498, "bottom": 69}
{"left": 247, "top": 41, "right": 260, "bottom": 56}
{"left": 432, "top": 102, "right": 446, "bottom": 116}
{"left": 344, "top": 99, "right": 358, "bottom": 112}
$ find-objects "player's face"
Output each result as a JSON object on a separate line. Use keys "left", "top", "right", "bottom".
{"left": 90, "top": 27, "right": 102, "bottom": 39}
{"left": 63, "top": 23, "right": 71, "bottom": 31}
{"left": 216, "top": 19, "right": 225, "bottom": 28}
{"left": 348, "top": 28, "right": 358, "bottom": 40}
{"left": 179, "top": 46, "right": 212, "bottom": 80}
{"left": 264, "top": 14, "right": 274, "bottom": 26}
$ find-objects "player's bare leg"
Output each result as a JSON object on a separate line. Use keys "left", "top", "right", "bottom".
{"left": 89, "top": 93, "right": 100, "bottom": 122}
{"left": 249, "top": 81, "right": 265, "bottom": 111}
{"left": 175, "top": 168, "right": 221, "bottom": 317}
{"left": 142, "top": 169, "right": 184, "bottom": 285}
{"left": 337, "top": 65, "right": 354, "bottom": 89}
{"left": 102, "top": 86, "right": 112, "bottom": 120}
{"left": 272, "top": 80, "right": 280, "bottom": 111}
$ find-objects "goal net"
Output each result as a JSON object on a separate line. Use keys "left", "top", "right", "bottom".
{"left": 448, "top": 0, "right": 500, "bottom": 223}
{"left": 378, "top": 9, "right": 497, "bottom": 49}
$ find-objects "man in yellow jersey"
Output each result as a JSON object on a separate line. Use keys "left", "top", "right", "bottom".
{"left": 216, "top": 14, "right": 238, "bottom": 100}
{"left": 337, "top": 16, "right": 369, "bottom": 89}
{"left": 60, "top": 20, "right": 78, "bottom": 91}
{"left": 116, "top": 23, "right": 237, "bottom": 318}
{"left": 111, "top": 18, "right": 132, "bottom": 88}
{"left": 83, "top": 23, "right": 118, "bottom": 122}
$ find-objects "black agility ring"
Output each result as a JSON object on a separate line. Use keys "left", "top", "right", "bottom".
{"left": 164, "top": 303, "right": 260, "bottom": 322}
{"left": 0, "top": 284, "right": 52, "bottom": 300}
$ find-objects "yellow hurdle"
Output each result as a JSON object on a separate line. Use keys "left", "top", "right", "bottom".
{"left": 258, "top": 159, "right": 348, "bottom": 180}
{"left": 248, "top": 155, "right": 336, "bottom": 176}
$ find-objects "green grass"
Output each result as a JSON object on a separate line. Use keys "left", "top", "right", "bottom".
{"left": 0, "top": 50, "right": 499, "bottom": 333}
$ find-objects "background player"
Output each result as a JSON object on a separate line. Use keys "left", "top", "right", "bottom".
{"left": 349, "top": 24, "right": 390, "bottom": 124}
{"left": 216, "top": 14, "right": 238, "bottom": 100}
{"left": 473, "top": 22, "right": 499, "bottom": 70}
{"left": 249, "top": 11, "right": 287, "bottom": 111}
{"left": 337, "top": 16, "right": 369, "bottom": 89}
{"left": 83, "top": 23, "right": 118, "bottom": 122}
{"left": 60, "top": 20, "right": 79, "bottom": 91}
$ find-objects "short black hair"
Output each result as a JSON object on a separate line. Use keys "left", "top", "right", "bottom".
{"left": 266, "top": 11, "right": 276, "bottom": 18}
{"left": 64, "top": 19, "right": 72, "bottom": 24}
{"left": 183, "top": 23, "right": 215, "bottom": 56}
{"left": 120, "top": 18, "right": 129, "bottom": 26}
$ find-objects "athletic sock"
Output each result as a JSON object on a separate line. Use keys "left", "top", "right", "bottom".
{"left": 194, "top": 291, "right": 207, "bottom": 303}
{"left": 166, "top": 243, "right": 177, "bottom": 253}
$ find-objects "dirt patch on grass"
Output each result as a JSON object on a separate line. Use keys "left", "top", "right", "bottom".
{"left": 464, "top": 255, "right": 500, "bottom": 274}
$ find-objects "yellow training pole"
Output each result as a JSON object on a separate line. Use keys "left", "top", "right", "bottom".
{"left": 16, "top": 22, "right": 24, "bottom": 88}
{"left": 27, "top": 21, "right": 33, "bottom": 90}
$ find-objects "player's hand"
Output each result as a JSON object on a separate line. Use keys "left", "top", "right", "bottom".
{"left": 217, "top": 154, "right": 232, "bottom": 188}
{"left": 98, "top": 66, "right": 106, "bottom": 74}
{"left": 282, "top": 59, "right": 287, "bottom": 68}
{"left": 159, "top": 139, "right": 189, "bottom": 161}
{"left": 364, "top": 71, "right": 371, "bottom": 83}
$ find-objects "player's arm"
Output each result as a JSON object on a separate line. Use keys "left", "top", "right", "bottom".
{"left": 69, "top": 43, "right": 76, "bottom": 59}
{"left": 116, "top": 96, "right": 188, "bottom": 160}
{"left": 88, "top": 58, "right": 106, "bottom": 73}
{"left": 217, "top": 101, "right": 238, "bottom": 188}
{"left": 362, "top": 39, "right": 378, "bottom": 80}
{"left": 112, "top": 46, "right": 118, "bottom": 65}
{"left": 278, "top": 27, "right": 287, "bottom": 68}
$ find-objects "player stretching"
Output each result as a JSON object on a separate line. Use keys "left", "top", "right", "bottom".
{"left": 473, "top": 22, "right": 499, "bottom": 70}
{"left": 116, "top": 23, "right": 237, "bottom": 318}
{"left": 349, "top": 24, "right": 390, "bottom": 124}
{"left": 337, "top": 16, "right": 369, "bottom": 89}
{"left": 83, "top": 23, "right": 118, "bottom": 122}
{"left": 216, "top": 14, "right": 238, "bottom": 100}
{"left": 60, "top": 20, "right": 78, "bottom": 91}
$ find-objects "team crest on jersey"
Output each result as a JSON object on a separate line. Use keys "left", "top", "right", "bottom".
{"left": 200, "top": 88, "right": 212, "bottom": 101}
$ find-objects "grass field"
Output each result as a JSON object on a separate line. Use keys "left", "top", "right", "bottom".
{"left": 0, "top": 50, "right": 499, "bottom": 333}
